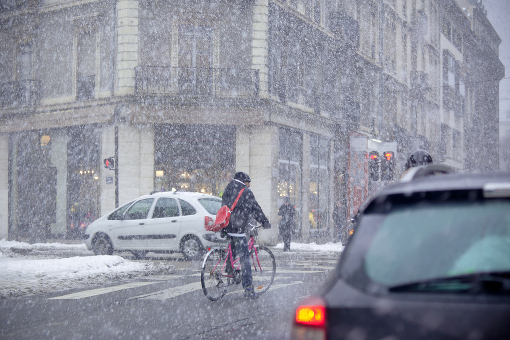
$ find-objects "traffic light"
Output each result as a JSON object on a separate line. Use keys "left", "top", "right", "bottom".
{"left": 368, "top": 151, "right": 380, "bottom": 181}
{"left": 104, "top": 157, "right": 115, "bottom": 170}
{"left": 381, "top": 151, "right": 395, "bottom": 181}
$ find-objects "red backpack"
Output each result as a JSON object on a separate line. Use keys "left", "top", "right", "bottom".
{"left": 206, "top": 188, "right": 245, "bottom": 232}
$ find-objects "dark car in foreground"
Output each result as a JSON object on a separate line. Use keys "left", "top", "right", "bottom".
{"left": 291, "top": 166, "right": 510, "bottom": 340}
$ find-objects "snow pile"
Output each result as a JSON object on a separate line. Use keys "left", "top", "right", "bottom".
{"left": 0, "top": 239, "right": 89, "bottom": 251}
{"left": 0, "top": 239, "right": 172, "bottom": 299}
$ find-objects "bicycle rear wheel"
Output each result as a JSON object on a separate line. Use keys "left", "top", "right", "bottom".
{"left": 250, "top": 246, "right": 276, "bottom": 295}
{"left": 201, "top": 249, "right": 228, "bottom": 301}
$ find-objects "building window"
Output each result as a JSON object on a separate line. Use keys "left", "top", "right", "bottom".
{"left": 453, "top": 129, "right": 462, "bottom": 162}
{"left": 313, "top": 0, "right": 321, "bottom": 25}
{"left": 309, "top": 134, "right": 329, "bottom": 233}
{"left": 278, "top": 128, "right": 302, "bottom": 234}
{"left": 178, "top": 24, "right": 213, "bottom": 95}
{"left": 452, "top": 28, "right": 462, "bottom": 51}
{"left": 76, "top": 29, "right": 96, "bottom": 101}
{"left": 441, "top": 17, "right": 451, "bottom": 41}
{"left": 17, "top": 43, "right": 33, "bottom": 81}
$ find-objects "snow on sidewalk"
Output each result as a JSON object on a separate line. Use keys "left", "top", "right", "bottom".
{"left": 0, "top": 239, "right": 343, "bottom": 299}
{"left": 0, "top": 239, "right": 172, "bottom": 299}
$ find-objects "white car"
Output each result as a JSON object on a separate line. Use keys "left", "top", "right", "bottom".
{"left": 83, "top": 191, "right": 226, "bottom": 260}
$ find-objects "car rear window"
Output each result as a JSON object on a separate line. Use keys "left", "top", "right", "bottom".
{"left": 341, "top": 197, "right": 510, "bottom": 289}
{"left": 178, "top": 199, "right": 196, "bottom": 216}
{"left": 198, "top": 198, "right": 222, "bottom": 215}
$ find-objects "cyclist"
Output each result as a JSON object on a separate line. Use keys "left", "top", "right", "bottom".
{"left": 221, "top": 171, "right": 271, "bottom": 299}
{"left": 401, "top": 149, "right": 433, "bottom": 178}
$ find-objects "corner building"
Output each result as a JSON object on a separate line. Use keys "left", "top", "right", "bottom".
{"left": 0, "top": 0, "right": 503, "bottom": 244}
{"left": 0, "top": 0, "right": 360, "bottom": 243}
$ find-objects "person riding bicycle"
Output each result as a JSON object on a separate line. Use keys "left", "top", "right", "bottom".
{"left": 400, "top": 149, "right": 433, "bottom": 178}
{"left": 221, "top": 171, "right": 271, "bottom": 299}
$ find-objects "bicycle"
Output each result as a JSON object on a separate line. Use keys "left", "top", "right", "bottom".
{"left": 200, "top": 224, "right": 276, "bottom": 301}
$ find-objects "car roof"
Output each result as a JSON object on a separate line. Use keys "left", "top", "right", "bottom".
{"left": 138, "top": 191, "right": 221, "bottom": 200}
{"left": 379, "top": 171, "right": 510, "bottom": 198}
{"left": 355, "top": 168, "right": 510, "bottom": 215}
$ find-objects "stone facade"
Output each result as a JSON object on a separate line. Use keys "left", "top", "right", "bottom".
{"left": 0, "top": 0, "right": 503, "bottom": 244}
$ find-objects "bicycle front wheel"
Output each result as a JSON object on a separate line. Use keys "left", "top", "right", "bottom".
{"left": 250, "top": 246, "right": 276, "bottom": 295}
{"left": 201, "top": 249, "right": 227, "bottom": 301}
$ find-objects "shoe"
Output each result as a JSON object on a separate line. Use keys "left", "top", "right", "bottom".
{"left": 234, "top": 269, "right": 242, "bottom": 284}
{"left": 244, "top": 287, "right": 259, "bottom": 299}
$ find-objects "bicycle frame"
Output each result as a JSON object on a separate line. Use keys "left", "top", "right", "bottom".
{"left": 201, "top": 228, "right": 276, "bottom": 300}
{"left": 213, "top": 236, "right": 261, "bottom": 279}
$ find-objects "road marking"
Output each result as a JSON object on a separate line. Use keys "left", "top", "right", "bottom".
{"left": 132, "top": 282, "right": 203, "bottom": 300}
{"left": 288, "top": 265, "right": 336, "bottom": 271}
{"left": 132, "top": 277, "right": 297, "bottom": 301}
{"left": 276, "top": 269, "right": 325, "bottom": 274}
{"left": 227, "top": 281, "right": 303, "bottom": 296}
{"left": 49, "top": 281, "right": 159, "bottom": 300}
{"left": 47, "top": 268, "right": 322, "bottom": 301}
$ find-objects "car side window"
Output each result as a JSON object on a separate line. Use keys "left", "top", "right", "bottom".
{"left": 108, "top": 202, "right": 132, "bottom": 220}
{"left": 124, "top": 198, "right": 154, "bottom": 220}
{"left": 152, "top": 198, "right": 180, "bottom": 218}
{"left": 178, "top": 199, "right": 196, "bottom": 216}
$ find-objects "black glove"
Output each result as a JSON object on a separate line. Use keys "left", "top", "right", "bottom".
{"left": 262, "top": 221, "right": 271, "bottom": 229}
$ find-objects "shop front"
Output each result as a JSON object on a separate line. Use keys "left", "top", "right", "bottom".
{"left": 8, "top": 125, "right": 101, "bottom": 241}
{"left": 154, "top": 124, "right": 236, "bottom": 197}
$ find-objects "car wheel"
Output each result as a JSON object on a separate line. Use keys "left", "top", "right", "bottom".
{"left": 131, "top": 251, "right": 148, "bottom": 260}
{"left": 93, "top": 233, "right": 114, "bottom": 255}
{"left": 181, "top": 236, "right": 203, "bottom": 261}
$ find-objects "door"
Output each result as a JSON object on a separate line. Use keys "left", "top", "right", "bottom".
{"left": 109, "top": 198, "right": 154, "bottom": 250}
{"left": 143, "top": 197, "right": 181, "bottom": 251}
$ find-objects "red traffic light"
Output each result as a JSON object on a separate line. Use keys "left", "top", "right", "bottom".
{"left": 369, "top": 151, "right": 379, "bottom": 160}
{"left": 383, "top": 152, "right": 394, "bottom": 161}
{"left": 104, "top": 157, "right": 115, "bottom": 169}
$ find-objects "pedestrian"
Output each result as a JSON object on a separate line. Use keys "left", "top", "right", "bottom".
{"left": 278, "top": 196, "right": 295, "bottom": 252}
{"left": 333, "top": 202, "right": 344, "bottom": 244}
{"left": 221, "top": 171, "right": 271, "bottom": 299}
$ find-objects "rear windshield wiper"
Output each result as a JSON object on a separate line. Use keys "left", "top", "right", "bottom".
{"left": 388, "top": 271, "right": 510, "bottom": 295}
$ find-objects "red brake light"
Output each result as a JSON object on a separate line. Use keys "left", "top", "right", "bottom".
{"left": 205, "top": 216, "right": 214, "bottom": 229}
{"left": 295, "top": 297, "right": 326, "bottom": 327}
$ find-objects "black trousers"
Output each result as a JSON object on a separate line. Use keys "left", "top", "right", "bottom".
{"left": 281, "top": 231, "right": 291, "bottom": 251}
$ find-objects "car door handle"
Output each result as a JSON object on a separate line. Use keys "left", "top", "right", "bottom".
{"left": 171, "top": 220, "right": 177, "bottom": 223}
{"left": 139, "top": 222, "right": 144, "bottom": 225}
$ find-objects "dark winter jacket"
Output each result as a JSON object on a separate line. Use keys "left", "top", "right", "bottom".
{"left": 278, "top": 202, "right": 295, "bottom": 234}
{"left": 222, "top": 179, "right": 268, "bottom": 234}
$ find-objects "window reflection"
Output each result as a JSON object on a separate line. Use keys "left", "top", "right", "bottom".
{"left": 278, "top": 128, "right": 302, "bottom": 235}
{"left": 154, "top": 124, "right": 235, "bottom": 196}
{"left": 309, "top": 134, "right": 329, "bottom": 233}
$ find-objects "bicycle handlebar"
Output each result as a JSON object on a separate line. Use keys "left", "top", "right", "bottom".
{"left": 248, "top": 223, "right": 262, "bottom": 231}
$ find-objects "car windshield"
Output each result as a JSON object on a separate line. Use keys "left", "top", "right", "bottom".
{"left": 343, "top": 198, "right": 510, "bottom": 290}
{"left": 107, "top": 201, "right": 133, "bottom": 220}
{"left": 198, "top": 198, "right": 222, "bottom": 215}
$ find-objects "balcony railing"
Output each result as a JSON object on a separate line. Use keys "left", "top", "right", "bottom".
{"left": 0, "top": 80, "right": 41, "bottom": 107}
{"left": 135, "top": 66, "right": 259, "bottom": 98}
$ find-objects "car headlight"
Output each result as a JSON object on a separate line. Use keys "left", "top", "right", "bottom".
{"left": 202, "top": 233, "right": 227, "bottom": 243}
